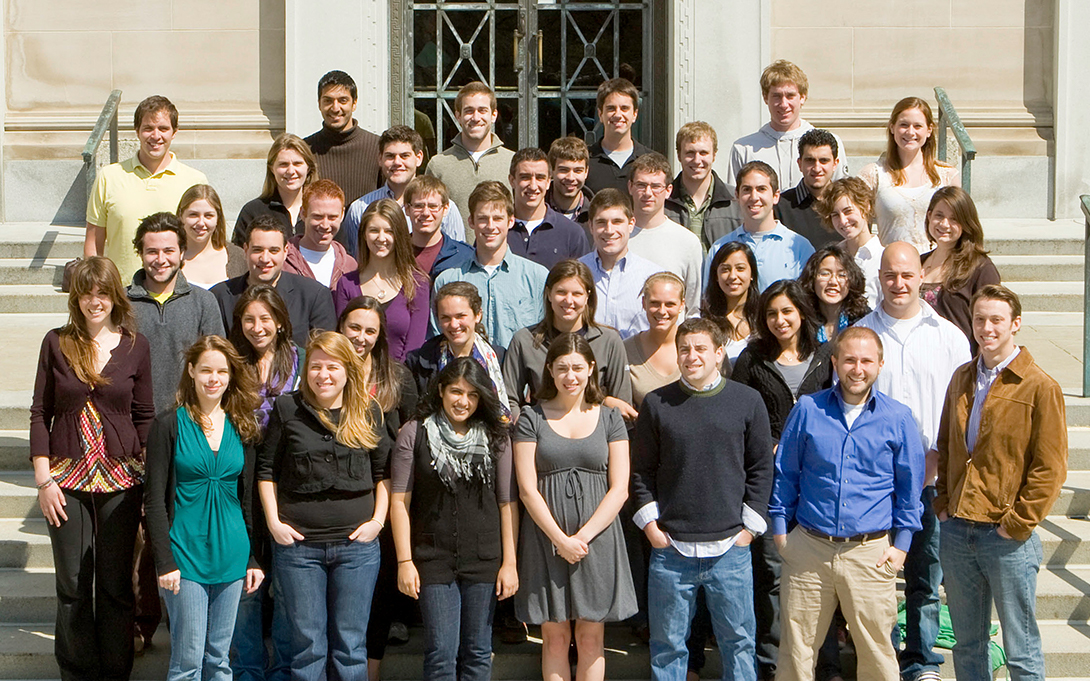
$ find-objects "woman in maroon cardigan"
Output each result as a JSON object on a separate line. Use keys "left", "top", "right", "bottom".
{"left": 30, "top": 257, "right": 154, "bottom": 681}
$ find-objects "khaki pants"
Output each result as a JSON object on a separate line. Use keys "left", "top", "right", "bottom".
{"left": 777, "top": 526, "right": 899, "bottom": 681}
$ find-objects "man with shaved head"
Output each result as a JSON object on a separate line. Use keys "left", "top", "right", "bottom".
{"left": 854, "top": 242, "right": 971, "bottom": 681}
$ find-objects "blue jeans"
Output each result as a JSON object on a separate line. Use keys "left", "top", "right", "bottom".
{"left": 419, "top": 580, "right": 496, "bottom": 681}
{"left": 939, "top": 519, "right": 1045, "bottom": 681}
{"left": 648, "top": 544, "right": 756, "bottom": 681}
{"left": 898, "top": 486, "right": 944, "bottom": 679}
{"left": 160, "top": 578, "right": 245, "bottom": 681}
{"left": 230, "top": 573, "right": 292, "bottom": 681}
{"left": 273, "top": 539, "right": 381, "bottom": 681}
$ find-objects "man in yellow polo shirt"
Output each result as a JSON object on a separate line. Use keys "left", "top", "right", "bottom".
{"left": 85, "top": 95, "right": 207, "bottom": 281}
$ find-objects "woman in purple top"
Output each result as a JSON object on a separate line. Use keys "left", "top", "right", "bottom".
{"left": 332, "top": 198, "right": 430, "bottom": 362}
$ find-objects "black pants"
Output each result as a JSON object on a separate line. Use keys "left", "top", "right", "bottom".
{"left": 47, "top": 486, "right": 142, "bottom": 681}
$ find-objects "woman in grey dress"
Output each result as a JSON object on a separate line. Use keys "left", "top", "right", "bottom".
{"left": 513, "top": 333, "right": 637, "bottom": 681}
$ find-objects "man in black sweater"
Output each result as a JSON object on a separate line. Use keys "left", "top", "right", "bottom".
{"left": 632, "top": 317, "right": 774, "bottom": 681}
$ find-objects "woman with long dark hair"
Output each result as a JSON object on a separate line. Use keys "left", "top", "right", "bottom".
{"left": 502, "top": 260, "right": 633, "bottom": 422}
{"left": 30, "top": 256, "right": 154, "bottom": 681}
{"left": 859, "top": 97, "right": 960, "bottom": 251}
{"left": 514, "top": 333, "right": 636, "bottom": 681}
{"left": 920, "top": 186, "right": 1001, "bottom": 350}
{"left": 256, "top": 332, "right": 393, "bottom": 681}
{"left": 701, "top": 241, "right": 761, "bottom": 365}
{"left": 333, "top": 198, "right": 431, "bottom": 361}
{"left": 227, "top": 285, "right": 299, "bottom": 681}
{"left": 389, "top": 357, "right": 518, "bottom": 681}
{"left": 798, "top": 246, "right": 871, "bottom": 344}
{"left": 145, "top": 336, "right": 264, "bottom": 681}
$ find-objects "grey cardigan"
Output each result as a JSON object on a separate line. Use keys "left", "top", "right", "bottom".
{"left": 501, "top": 324, "right": 633, "bottom": 414}
{"left": 127, "top": 270, "right": 226, "bottom": 413}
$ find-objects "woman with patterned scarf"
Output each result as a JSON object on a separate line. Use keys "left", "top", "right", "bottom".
{"left": 389, "top": 357, "right": 519, "bottom": 681}
{"left": 406, "top": 281, "right": 510, "bottom": 421}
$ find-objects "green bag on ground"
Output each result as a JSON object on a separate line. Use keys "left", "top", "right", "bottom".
{"left": 897, "top": 601, "right": 1007, "bottom": 672}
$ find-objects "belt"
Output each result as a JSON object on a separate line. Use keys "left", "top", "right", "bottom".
{"left": 802, "top": 527, "right": 888, "bottom": 544}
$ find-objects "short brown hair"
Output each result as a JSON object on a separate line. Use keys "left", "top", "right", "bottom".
{"left": 628, "top": 152, "right": 672, "bottom": 181}
{"left": 596, "top": 78, "right": 639, "bottom": 111}
{"left": 832, "top": 326, "right": 884, "bottom": 361}
{"left": 675, "top": 121, "right": 718, "bottom": 155}
{"left": 547, "top": 136, "right": 589, "bottom": 169}
{"left": 134, "top": 211, "right": 186, "bottom": 254}
{"left": 404, "top": 175, "right": 450, "bottom": 207}
{"left": 971, "top": 284, "right": 1022, "bottom": 320}
{"left": 736, "top": 160, "right": 779, "bottom": 194}
{"left": 509, "top": 147, "right": 548, "bottom": 177}
{"left": 588, "top": 188, "right": 633, "bottom": 223}
{"left": 814, "top": 177, "right": 875, "bottom": 230}
{"left": 302, "top": 178, "right": 346, "bottom": 215}
{"left": 261, "top": 133, "right": 318, "bottom": 202}
{"left": 454, "top": 81, "right": 497, "bottom": 113}
{"left": 133, "top": 95, "right": 178, "bottom": 131}
{"left": 760, "top": 60, "right": 809, "bottom": 98}
{"left": 468, "top": 180, "right": 514, "bottom": 219}
{"left": 379, "top": 125, "right": 425, "bottom": 155}
{"left": 676, "top": 317, "right": 726, "bottom": 350}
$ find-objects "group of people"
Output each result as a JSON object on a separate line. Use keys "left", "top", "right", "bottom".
{"left": 29, "top": 60, "right": 1065, "bottom": 681}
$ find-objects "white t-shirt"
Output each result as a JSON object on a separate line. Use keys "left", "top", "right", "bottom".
{"left": 607, "top": 147, "right": 633, "bottom": 168}
{"left": 469, "top": 149, "right": 488, "bottom": 163}
{"left": 520, "top": 218, "right": 544, "bottom": 235}
{"left": 843, "top": 399, "right": 867, "bottom": 428}
{"left": 299, "top": 245, "right": 336, "bottom": 288}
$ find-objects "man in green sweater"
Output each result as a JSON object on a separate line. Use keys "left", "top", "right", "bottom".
{"left": 425, "top": 81, "right": 515, "bottom": 245}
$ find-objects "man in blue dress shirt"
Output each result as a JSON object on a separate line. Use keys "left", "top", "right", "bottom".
{"left": 705, "top": 161, "right": 815, "bottom": 291}
{"left": 771, "top": 326, "right": 924, "bottom": 681}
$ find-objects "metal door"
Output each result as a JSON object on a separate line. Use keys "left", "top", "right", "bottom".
{"left": 393, "top": 0, "right": 663, "bottom": 154}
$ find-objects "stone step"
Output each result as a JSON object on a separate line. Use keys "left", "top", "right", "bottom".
{"left": 0, "top": 520, "right": 52, "bottom": 569}
{"left": 0, "top": 475, "right": 38, "bottom": 521}
{"left": 0, "top": 263, "right": 66, "bottom": 288}
{"left": 1068, "top": 429, "right": 1090, "bottom": 470}
{"left": 1005, "top": 281, "right": 1084, "bottom": 312}
{"left": 1039, "top": 516, "right": 1090, "bottom": 567}
{"left": 1064, "top": 397, "right": 1090, "bottom": 429}
{"left": 991, "top": 254, "right": 1084, "bottom": 282}
{"left": 0, "top": 434, "right": 30, "bottom": 472}
{"left": 1054, "top": 470, "right": 1090, "bottom": 517}
{"left": 0, "top": 226, "right": 84, "bottom": 262}
{"left": 0, "top": 288, "right": 66, "bottom": 315}
{"left": 981, "top": 218, "right": 1084, "bottom": 256}
{"left": 0, "top": 396, "right": 32, "bottom": 434}
{"left": 1021, "top": 311, "right": 1084, "bottom": 326}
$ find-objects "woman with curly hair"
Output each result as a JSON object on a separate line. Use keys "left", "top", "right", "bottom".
{"left": 145, "top": 335, "right": 264, "bottom": 681}
{"left": 798, "top": 246, "right": 871, "bottom": 344}
{"left": 814, "top": 176, "right": 884, "bottom": 309}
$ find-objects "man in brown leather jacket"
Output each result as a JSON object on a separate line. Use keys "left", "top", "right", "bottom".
{"left": 935, "top": 284, "right": 1066, "bottom": 681}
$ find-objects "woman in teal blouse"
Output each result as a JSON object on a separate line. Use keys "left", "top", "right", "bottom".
{"left": 145, "top": 335, "right": 265, "bottom": 681}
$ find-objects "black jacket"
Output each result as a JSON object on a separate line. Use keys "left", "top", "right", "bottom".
{"left": 731, "top": 342, "right": 835, "bottom": 442}
{"left": 144, "top": 408, "right": 261, "bottom": 575}
{"left": 585, "top": 138, "right": 654, "bottom": 194}
{"left": 664, "top": 170, "right": 736, "bottom": 248}
{"left": 211, "top": 272, "right": 337, "bottom": 349}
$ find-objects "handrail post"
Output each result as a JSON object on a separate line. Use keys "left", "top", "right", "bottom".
{"left": 933, "top": 87, "right": 976, "bottom": 194}
{"left": 1081, "top": 195, "right": 1090, "bottom": 397}
{"left": 82, "top": 89, "right": 123, "bottom": 205}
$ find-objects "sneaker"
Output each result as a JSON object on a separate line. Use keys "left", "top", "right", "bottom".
{"left": 911, "top": 671, "right": 942, "bottom": 681}
{"left": 387, "top": 621, "right": 409, "bottom": 645}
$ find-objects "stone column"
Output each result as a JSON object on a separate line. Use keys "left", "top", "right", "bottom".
{"left": 285, "top": 0, "right": 391, "bottom": 136}
{"left": 670, "top": 0, "right": 770, "bottom": 174}
{"left": 1053, "top": 0, "right": 1090, "bottom": 219}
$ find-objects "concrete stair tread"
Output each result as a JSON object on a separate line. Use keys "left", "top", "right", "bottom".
{"left": 1006, "top": 281, "right": 1084, "bottom": 294}
{"left": 0, "top": 520, "right": 50, "bottom": 546}
{"left": 0, "top": 226, "right": 85, "bottom": 243}
{"left": 980, "top": 218, "right": 1083, "bottom": 240}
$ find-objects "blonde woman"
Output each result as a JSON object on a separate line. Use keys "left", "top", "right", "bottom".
{"left": 256, "top": 332, "right": 392, "bottom": 681}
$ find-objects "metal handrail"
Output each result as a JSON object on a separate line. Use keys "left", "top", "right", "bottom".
{"left": 1080, "top": 195, "right": 1090, "bottom": 397}
{"left": 934, "top": 87, "right": 977, "bottom": 194}
{"left": 81, "top": 89, "right": 123, "bottom": 200}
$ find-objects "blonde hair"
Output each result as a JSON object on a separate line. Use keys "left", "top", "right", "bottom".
{"left": 675, "top": 121, "right": 718, "bottom": 155}
{"left": 760, "top": 60, "right": 809, "bottom": 98}
{"left": 301, "top": 332, "right": 380, "bottom": 450}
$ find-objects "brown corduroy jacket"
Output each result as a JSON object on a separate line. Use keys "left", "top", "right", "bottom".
{"left": 934, "top": 347, "right": 1067, "bottom": 541}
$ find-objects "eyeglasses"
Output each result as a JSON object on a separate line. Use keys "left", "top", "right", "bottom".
{"left": 410, "top": 202, "right": 445, "bottom": 214}
{"left": 816, "top": 270, "right": 849, "bottom": 282}
{"left": 632, "top": 182, "right": 668, "bottom": 194}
